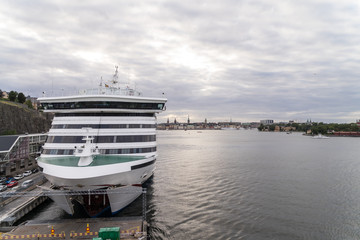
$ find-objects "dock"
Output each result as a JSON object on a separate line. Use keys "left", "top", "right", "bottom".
{"left": 0, "top": 174, "right": 148, "bottom": 239}
{"left": 0, "top": 217, "right": 147, "bottom": 240}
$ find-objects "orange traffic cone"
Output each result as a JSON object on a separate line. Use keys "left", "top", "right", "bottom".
{"left": 86, "top": 223, "right": 90, "bottom": 233}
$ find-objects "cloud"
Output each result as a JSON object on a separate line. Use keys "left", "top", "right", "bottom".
{"left": 0, "top": 0, "right": 360, "bottom": 123}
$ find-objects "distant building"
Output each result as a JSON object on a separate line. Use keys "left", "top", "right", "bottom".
{"left": 157, "top": 118, "right": 248, "bottom": 130}
{"left": 282, "top": 126, "right": 296, "bottom": 132}
{"left": 186, "top": 124, "right": 194, "bottom": 130}
{"left": 260, "top": 119, "right": 274, "bottom": 125}
{"left": 0, "top": 134, "right": 47, "bottom": 176}
{"left": 26, "top": 96, "right": 39, "bottom": 109}
{"left": 242, "top": 122, "right": 260, "bottom": 129}
{"left": 1, "top": 91, "right": 8, "bottom": 99}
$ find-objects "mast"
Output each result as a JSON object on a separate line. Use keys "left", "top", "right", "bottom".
{"left": 112, "top": 65, "right": 119, "bottom": 85}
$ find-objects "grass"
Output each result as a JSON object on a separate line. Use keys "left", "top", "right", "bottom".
{"left": 0, "top": 99, "right": 32, "bottom": 111}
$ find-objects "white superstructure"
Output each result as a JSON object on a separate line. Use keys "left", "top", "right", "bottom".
{"left": 37, "top": 67, "right": 167, "bottom": 216}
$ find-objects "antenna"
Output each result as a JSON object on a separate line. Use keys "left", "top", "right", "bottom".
{"left": 112, "top": 65, "right": 119, "bottom": 84}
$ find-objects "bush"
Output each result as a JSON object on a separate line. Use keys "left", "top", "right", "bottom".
{"left": 18, "top": 92, "right": 26, "bottom": 104}
{"left": 25, "top": 99, "right": 34, "bottom": 109}
{"left": 8, "top": 91, "right": 18, "bottom": 102}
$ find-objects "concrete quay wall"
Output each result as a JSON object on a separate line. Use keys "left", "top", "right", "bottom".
{"left": 0, "top": 195, "right": 48, "bottom": 227}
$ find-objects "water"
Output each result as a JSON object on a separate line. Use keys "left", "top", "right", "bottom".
{"left": 25, "top": 130, "right": 360, "bottom": 239}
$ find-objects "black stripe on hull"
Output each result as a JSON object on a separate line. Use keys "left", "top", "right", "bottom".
{"left": 131, "top": 159, "right": 156, "bottom": 170}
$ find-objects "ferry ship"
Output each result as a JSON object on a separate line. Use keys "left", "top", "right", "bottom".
{"left": 37, "top": 66, "right": 167, "bottom": 216}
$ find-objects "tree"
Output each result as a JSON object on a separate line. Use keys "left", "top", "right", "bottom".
{"left": 8, "top": 91, "right": 17, "bottom": 101}
{"left": 0, "top": 89, "right": 2, "bottom": 99}
{"left": 25, "top": 99, "right": 33, "bottom": 109}
{"left": 17, "top": 92, "right": 26, "bottom": 103}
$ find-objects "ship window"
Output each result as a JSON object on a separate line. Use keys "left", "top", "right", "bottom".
{"left": 47, "top": 135, "right": 155, "bottom": 144}
{"left": 42, "top": 101, "right": 165, "bottom": 110}
{"left": 55, "top": 113, "right": 155, "bottom": 117}
{"left": 79, "top": 147, "right": 157, "bottom": 155}
{"left": 50, "top": 124, "right": 154, "bottom": 129}
{"left": 115, "top": 135, "right": 156, "bottom": 143}
{"left": 47, "top": 136, "right": 84, "bottom": 143}
{"left": 95, "top": 136, "right": 115, "bottom": 143}
{"left": 63, "top": 149, "right": 73, "bottom": 155}
{"left": 109, "top": 149, "right": 117, "bottom": 154}
{"left": 142, "top": 124, "right": 155, "bottom": 128}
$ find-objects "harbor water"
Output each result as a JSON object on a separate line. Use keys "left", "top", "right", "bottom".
{"left": 24, "top": 130, "right": 360, "bottom": 239}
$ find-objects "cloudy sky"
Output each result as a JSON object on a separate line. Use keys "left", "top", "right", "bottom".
{"left": 1, "top": 0, "right": 360, "bottom": 123}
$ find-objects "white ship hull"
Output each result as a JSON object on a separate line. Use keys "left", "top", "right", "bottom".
{"left": 38, "top": 155, "right": 156, "bottom": 190}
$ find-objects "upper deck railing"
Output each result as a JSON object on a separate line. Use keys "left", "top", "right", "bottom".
{"left": 42, "top": 86, "right": 167, "bottom": 100}
{"left": 43, "top": 86, "right": 143, "bottom": 98}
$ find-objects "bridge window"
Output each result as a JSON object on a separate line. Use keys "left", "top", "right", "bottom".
{"left": 42, "top": 101, "right": 165, "bottom": 110}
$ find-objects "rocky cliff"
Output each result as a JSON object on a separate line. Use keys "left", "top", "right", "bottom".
{"left": 0, "top": 101, "right": 53, "bottom": 135}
